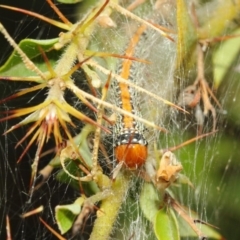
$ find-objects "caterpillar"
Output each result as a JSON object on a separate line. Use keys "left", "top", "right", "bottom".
{"left": 112, "top": 24, "right": 148, "bottom": 169}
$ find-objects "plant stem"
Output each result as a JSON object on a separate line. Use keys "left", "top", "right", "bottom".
{"left": 89, "top": 172, "right": 130, "bottom": 240}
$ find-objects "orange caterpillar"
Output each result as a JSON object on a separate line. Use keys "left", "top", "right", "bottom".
{"left": 113, "top": 24, "right": 148, "bottom": 169}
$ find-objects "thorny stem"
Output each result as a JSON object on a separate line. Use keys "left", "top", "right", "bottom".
{"left": 54, "top": 42, "right": 79, "bottom": 75}
{"left": 89, "top": 172, "right": 131, "bottom": 240}
{"left": 0, "top": 22, "right": 45, "bottom": 79}
{"left": 91, "top": 75, "right": 110, "bottom": 178}
{"left": 90, "top": 118, "right": 102, "bottom": 178}
{"left": 62, "top": 74, "right": 111, "bottom": 186}
{"left": 28, "top": 128, "right": 45, "bottom": 202}
{"left": 0, "top": 1, "right": 115, "bottom": 192}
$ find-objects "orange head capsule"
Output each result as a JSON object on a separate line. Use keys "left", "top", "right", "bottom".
{"left": 114, "top": 132, "right": 148, "bottom": 169}
{"left": 115, "top": 143, "right": 148, "bottom": 169}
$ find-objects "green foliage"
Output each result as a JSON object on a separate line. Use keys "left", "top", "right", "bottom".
{"left": 0, "top": 38, "right": 59, "bottom": 77}
{"left": 55, "top": 197, "right": 85, "bottom": 234}
{"left": 155, "top": 207, "right": 180, "bottom": 240}
{"left": 140, "top": 183, "right": 162, "bottom": 222}
{"left": 213, "top": 28, "right": 240, "bottom": 88}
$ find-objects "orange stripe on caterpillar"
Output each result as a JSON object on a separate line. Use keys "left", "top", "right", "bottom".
{"left": 118, "top": 24, "right": 147, "bottom": 129}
